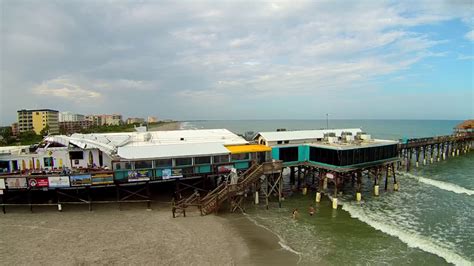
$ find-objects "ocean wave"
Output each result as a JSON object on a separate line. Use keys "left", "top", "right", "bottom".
{"left": 342, "top": 203, "right": 472, "bottom": 266}
{"left": 398, "top": 172, "right": 474, "bottom": 196}
{"left": 243, "top": 213, "right": 302, "bottom": 263}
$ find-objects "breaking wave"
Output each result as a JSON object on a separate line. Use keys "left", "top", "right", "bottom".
{"left": 399, "top": 172, "right": 474, "bottom": 196}
{"left": 342, "top": 203, "right": 472, "bottom": 266}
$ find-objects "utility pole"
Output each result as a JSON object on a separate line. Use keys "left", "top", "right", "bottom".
{"left": 326, "top": 113, "right": 329, "bottom": 129}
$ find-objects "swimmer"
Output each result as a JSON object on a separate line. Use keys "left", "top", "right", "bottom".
{"left": 292, "top": 208, "right": 299, "bottom": 219}
{"left": 309, "top": 205, "right": 315, "bottom": 216}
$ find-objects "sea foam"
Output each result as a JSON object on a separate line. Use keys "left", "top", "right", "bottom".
{"left": 399, "top": 172, "right": 474, "bottom": 196}
{"left": 342, "top": 203, "right": 472, "bottom": 266}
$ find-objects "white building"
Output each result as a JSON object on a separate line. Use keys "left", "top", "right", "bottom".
{"left": 59, "top": 112, "right": 85, "bottom": 122}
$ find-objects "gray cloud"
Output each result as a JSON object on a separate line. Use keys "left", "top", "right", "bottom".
{"left": 1, "top": 0, "right": 472, "bottom": 124}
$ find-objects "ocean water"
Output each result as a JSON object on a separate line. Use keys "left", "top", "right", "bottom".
{"left": 182, "top": 120, "right": 473, "bottom": 265}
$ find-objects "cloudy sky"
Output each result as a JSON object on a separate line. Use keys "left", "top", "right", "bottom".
{"left": 1, "top": 0, "right": 473, "bottom": 124}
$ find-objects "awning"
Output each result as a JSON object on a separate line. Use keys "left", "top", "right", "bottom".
{"left": 225, "top": 144, "right": 271, "bottom": 154}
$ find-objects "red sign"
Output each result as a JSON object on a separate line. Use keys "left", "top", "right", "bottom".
{"left": 29, "top": 177, "right": 49, "bottom": 188}
{"left": 218, "top": 164, "right": 234, "bottom": 173}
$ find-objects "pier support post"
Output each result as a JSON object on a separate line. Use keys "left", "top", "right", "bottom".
{"left": 384, "top": 166, "right": 388, "bottom": 191}
{"left": 254, "top": 191, "right": 259, "bottom": 205}
{"left": 316, "top": 192, "right": 321, "bottom": 203}
{"left": 356, "top": 171, "right": 362, "bottom": 202}
{"left": 332, "top": 173, "right": 338, "bottom": 209}
{"left": 374, "top": 168, "right": 380, "bottom": 196}
{"left": 290, "top": 167, "right": 295, "bottom": 187}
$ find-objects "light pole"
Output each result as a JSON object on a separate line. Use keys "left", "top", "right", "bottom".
{"left": 326, "top": 113, "right": 329, "bottom": 129}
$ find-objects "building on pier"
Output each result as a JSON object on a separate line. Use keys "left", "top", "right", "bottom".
{"left": 254, "top": 129, "right": 398, "bottom": 170}
{"left": 0, "top": 129, "right": 271, "bottom": 187}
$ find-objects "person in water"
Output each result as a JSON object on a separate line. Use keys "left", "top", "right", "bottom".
{"left": 309, "top": 205, "right": 315, "bottom": 216}
{"left": 292, "top": 208, "right": 299, "bottom": 219}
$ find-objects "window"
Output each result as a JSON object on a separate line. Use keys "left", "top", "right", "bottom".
{"left": 277, "top": 141, "right": 283, "bottom": 144}
{"left": 194, "top": 156, "right": 211, "bottom": 165}
{"left": 155, "top": 159, "right": 172, "bottom": 168}
{"left": 134, "top": 160, "right": 152, "bottom": 169}
{"left": 231, "top": 153, "right": 249, "bottom": 161}
{"left": 284, "top": 140, "right": 289, "bottom": 144}
{"left": 279, "top": 147, "right": 298, "bottom": 162}
{"left": 213, "top": 155, "right": 229, "bottom": 163}
{"left": 44, "top": 157, "right": 53, "bottom": 167}
{"left": 69, "top": 151, "right": 84, "bottom": 160}
{"left": 175, "top": 157, "right": 192, "bottom": 166}
{"left": 114, "top": 162, "right": 132, "bottom": 170}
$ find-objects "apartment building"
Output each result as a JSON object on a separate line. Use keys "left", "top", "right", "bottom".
{"left": 17, "top": 109, "right": 59, "bottom": 135}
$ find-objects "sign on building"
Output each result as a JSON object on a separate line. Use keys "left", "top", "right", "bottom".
{"left": 162, "top": 169, "right": 182, "bottom": 180}
{"left": 91, "top": 173, "right": 114, "bottom": 185}
{"left": 70, "top": 174, "right": 92, "bottom": 186}
{"left": 28, "top": 177, "right": 49, "bottom": 188}
{"left": 6, "top": 177, "right": 28, "bottom": 189}
{"left": 0, "top": 178, "right": 6, "bottom": 189}
{"left": 48, "top": 176, "right": 70, "bottom": 188}
{"left": 128, "top": 170, "right": 150, "bottom": 182}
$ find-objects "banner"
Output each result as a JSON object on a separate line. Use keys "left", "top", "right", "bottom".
{"left": 128, "top": 170, "right": 150, "bottom": 182}
{"left": 28, "top": 177, "right": 49, "bottom": 188}
{"left": 48, "top": 176, "right": 70, "bottom": 188}
{"left": 218, "top": 164, "right": 234, "bottom": 173}
{"left": 91, "top": 173, "right": 114, "bottom": 185}
{"left": 70, "top": 174, "right": 92, "bottom": 186}
{"left": 6, "top": 177, "right": 28, "bottom": 189}
{"left": 0, "top": 178, "right": 5, "bottom": 189}
{"left": 162, "top": 168, "right": 183, "bottom": 180}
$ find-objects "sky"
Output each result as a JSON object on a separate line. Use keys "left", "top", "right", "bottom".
{"left": 0, "top": 0, "right": 473, "bottom": 124}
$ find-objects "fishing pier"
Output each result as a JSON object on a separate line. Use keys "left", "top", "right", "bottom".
{"left": 0, "top": 120, "right": 472, "bottom": 214}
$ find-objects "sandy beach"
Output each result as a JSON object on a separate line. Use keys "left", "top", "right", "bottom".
{"left": 148, "top": 121, "right": 181, "bottom": 131}
{"left": 0, "top": 203, "right": 297, "bottom": 266}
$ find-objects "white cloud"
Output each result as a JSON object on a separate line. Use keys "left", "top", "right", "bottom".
{"left": 465, "top": 30, "right": 474, "bottom": 41}
{"left": 32, "top": 78, "right": 102, "bottom": 102}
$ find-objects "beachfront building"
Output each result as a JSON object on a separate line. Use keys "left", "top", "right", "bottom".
{"left": 126, "top": 117, "right": 145, "bottom": 124}
{"left": 59, "top": 120, "right": 94, "bottom": 135}
{"left": 85, "top": 114, "right": 123, "bottom": 126}
{"left": 17, "top": 109, "right": 59, "bottom": 135}
{"left": 59, "top": 112, "right": 85, "bottom": 122}
{"left": 147, "top": 116, "right": 158, "bottom": 123}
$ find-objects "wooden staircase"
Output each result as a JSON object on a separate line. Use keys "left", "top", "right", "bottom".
{"left": 200, "top": 163, "right": 264, "bottom": 215}
{"left": 171, "top": 161, "right": 283, "bottom": 217}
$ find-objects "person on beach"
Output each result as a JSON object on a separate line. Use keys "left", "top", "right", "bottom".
{"left": 309, "top": 205, "right": 315, "bottom": 216}
{"left": 292, "top": 208, "right": 299, "bottom": 219}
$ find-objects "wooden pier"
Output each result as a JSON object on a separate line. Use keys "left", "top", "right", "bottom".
{"left": 398, "top": 132, "right": 473, "bottom": 171}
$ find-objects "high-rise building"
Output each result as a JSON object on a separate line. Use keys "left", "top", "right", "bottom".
{"left": 17, "top": 109, "right": 59, "bottom": 135}
{"left": 59, "top": 111, "right": 85, "bottom": 122}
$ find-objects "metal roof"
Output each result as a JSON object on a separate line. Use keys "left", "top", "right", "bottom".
{"left": 117, "top": 142, "right": 230, "bottom": 160}
{"left": 45, "top": 129, "right": 247, "bottom": 159}
{"left": 308, "top": 139, "right": 399, "bottom": 150}
{"left": 254, "top": 128, "right": 363, "bottom": 142}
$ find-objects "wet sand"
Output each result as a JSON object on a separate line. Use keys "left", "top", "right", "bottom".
{"left": 0, "top": 204, "right": 297, "bottom": 265}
